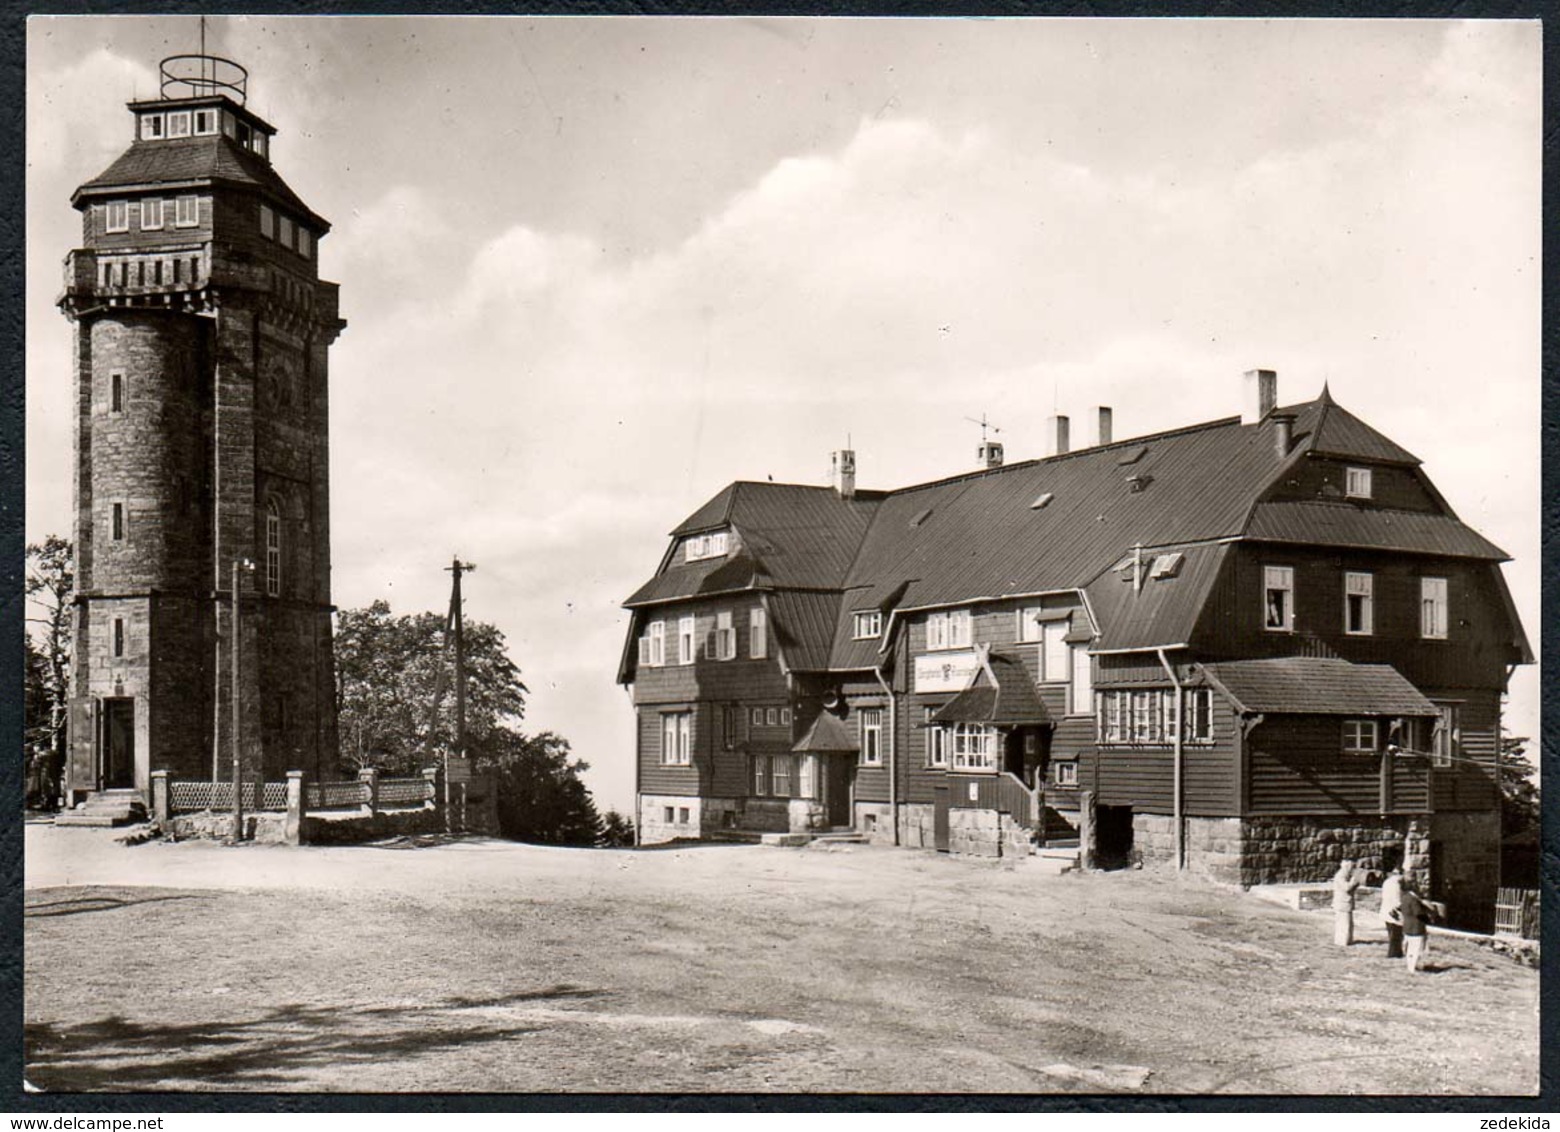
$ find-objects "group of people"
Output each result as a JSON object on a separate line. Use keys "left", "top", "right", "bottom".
{"left": 1332, "top": 858, "right": 1437, "bottom": 972}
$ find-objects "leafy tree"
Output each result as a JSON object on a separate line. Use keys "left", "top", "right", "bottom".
{"left": 598, "top": 808, "right": 636, "bottom": 848}
{"left": 334, "top": 599, "right": 602, "bottom": 845}
{"left": 1498, "top": 729, "right": 1538, "bottom": 839}
{"left": 25, "top": 537, "right": 74, "bottom": 808}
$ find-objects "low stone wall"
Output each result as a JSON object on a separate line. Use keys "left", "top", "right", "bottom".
{"left": 948, "top": 807, "right": 1031, "bottom": 859}
{"left": 1132, "top": 812, "right": 1432, "bottom": 890}
{"left": 167, "top": 809, "right": 289, "bottom": 844}
{"left": 637, "top": 794, "right": 702, "bottom": 844}
{"left": 300, "top": 806, "right": 443, "bottom": 845}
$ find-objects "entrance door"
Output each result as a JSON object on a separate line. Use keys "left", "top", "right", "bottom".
{"left": 823, "top": 756, "right": 852, "bottom": 828}
{"left": 101, "top": 698, "right": 136, "bottom": 790}
{"left": 933, "top": 783, "right": 950, "bottom": 852}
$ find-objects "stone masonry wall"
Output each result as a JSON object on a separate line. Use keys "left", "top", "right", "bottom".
{"left": 638, "top": 794, "right": 702, "bottom": 844}
{"left": 855, "top": 802, "right": 896, "bottom": 845}
{"left": 948, "top": 808, "right": 1031, "bottom": 859}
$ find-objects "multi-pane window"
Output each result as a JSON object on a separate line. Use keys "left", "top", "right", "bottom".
{"left": 924, "top": 707, "right": 948, "bottom": 768}
{"left": 861, "top": 709, "right": 884, "bottom": 766}
{"left": 105, "top": 201, "right": 129, "bottom": 233}
{"left": 1345, "top": 466, "right": 1373, "bottom": 499}
{"left": 647, "top": 621, "right": 665, "bottom": 667}
{"left": 684, "top": 530, "right": 730, "bottom": 562}
{"left": 714, "top": 611, "right": 736, "bottom": 660}
{"left": 660, "top": 712, "right": 692, "bottom": 766}
{"left": 781, "top": 707, "right": 792, "bottom": 725}
{"left": 750, "top": 607, "right": 767, "bottom": 659}
{"left": 141, "top": 114, "right": 164, "bottom": 140}
{"left": 1344, "top": 572, "right": 1374, "bottom": 635}
{"left": 1264, "top": 565, "right": 1294, "bottom": 631}
{"left": 1096, "top": 688, "right": 1211, "bottom": 745}
{"left": 752, "top": 754, "right": 768, "bottom": 796}
{"left": 265, "top": 500, "right": 282, "bottom": 597}
{"left": 752, "top": 707, "right": 764, "bottom": 727}
{"left": 194, "top": 109, "right": 217, "bottom": 135}
{"left": 1069, "top": 644, "right": 1092, "bottom": 715}
{"left": 766, "top": 708, "right": 778, "bottom": 726}
{"left": 950, "top": 722, "right": 998, "bottom": 771}
{"left": 678, "top": 616, "right": 696, "bottom": 665}
{"left": 1431, "top": 703, "right": 1460, "bottom": 768}
{"left": 140, "top": 198, "right": 164, "bottom": 231}
{"left": 853, "top": 610, "right": 883, "bottom": 639}
{"left": 770, "top": 753, "right": 794, "bottom": 797}
{"left": 175, "top": 195, "right": 199, "bottom": 228}
{"left": 1053, "top": 760, "right": 1078, "bottom": 787}
{"left": 926, "top": 609, "right": 972, "bottom": 650}
{"left": 1421, "top": 577, "right": 1448, "bottom": 639}
{"left": 166, "top": 111, "right": 191, "bottom": 138}
{"left": 1342, "top": 719, "right": 1378, "bottom": 756}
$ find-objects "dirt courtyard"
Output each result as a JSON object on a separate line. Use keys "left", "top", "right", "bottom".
{"left": 24, "top": 823, "right": 1538, "bottom": 1095}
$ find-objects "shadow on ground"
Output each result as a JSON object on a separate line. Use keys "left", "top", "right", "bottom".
{"left": 25, "top": 893, "right": 202, "bottom": 919}
{"left": 25, "top": 985, "right": 605, "bottom": 1091}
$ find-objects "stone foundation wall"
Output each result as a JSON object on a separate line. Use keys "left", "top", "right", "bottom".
{"left": 1430, "top": 811, "right": 1501, "bottom": 931}
{"left": 697, "top": 796, "right": 744, "bottom": 836}
{"left": 948, "top": 808, "right": 1031, "bottom": 859}
{"left": 167, "top": 809, "right": 289, "bottom": 844}
{"left": 855, "top": 802, "right": 896, "bottom": 844}
{"left": 637, "top": 794, "right": 702, "bottom": 844}
{"left": 300, "top": 807, "right": 443, "bottom": 845}
{"left": 899, "top": 803, "right": 937, "bottom": 850}
{"left": 788, "top": 798, "right": 828, "bottom": 835}
{"left": 741, "top": 798, "right": 791, "bottom": 834}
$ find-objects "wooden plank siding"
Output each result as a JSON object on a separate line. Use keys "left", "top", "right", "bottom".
{"left": 1262, "top": 457, "right": 1442, "bottom": 513}
{"left": 1429, "top": 688, "right": 1501, "bottom": 812}
{"left": 1081, "top": 692, "right": 1241, "bottom": 816}
{"left": 1246, "top": 715, "right": 1429, "bottom": 815}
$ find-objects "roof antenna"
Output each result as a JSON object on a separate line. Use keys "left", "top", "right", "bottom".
{"left": 963, "top": 413, "right": 1002, "bottom": 445}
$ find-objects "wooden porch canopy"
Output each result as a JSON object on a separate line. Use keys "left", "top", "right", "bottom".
{"left": 1198, "top": 657, "right": 1437, "bottom": 717}
{"left": 791, "top": 710, "right": 860, "bottom": 754}
{"left": 926, "top": 652, "right": 1052, "bottom": 727}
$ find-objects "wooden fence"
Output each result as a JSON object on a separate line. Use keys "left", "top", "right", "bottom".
{"left": 1494, "top": 887, "right": 1539, "bottom": 940}
{"left": 167, "top": 772, "right": 435, "bottom": 815}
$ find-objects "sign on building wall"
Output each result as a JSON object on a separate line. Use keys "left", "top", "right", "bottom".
{"left": 446, "top": 757, "right": 473, "bottom": 784}
{"left": 914, "top": 651, "right": 981, "bottom": 694}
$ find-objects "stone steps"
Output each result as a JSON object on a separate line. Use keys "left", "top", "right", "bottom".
{"left": 55, "top": 790, "right": 146, "bottom": 828}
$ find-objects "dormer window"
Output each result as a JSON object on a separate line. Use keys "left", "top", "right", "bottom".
{"left": 140, "top": 114, "right": 164, "bottom": 140}
{"left": 194, "top": 109, "right": 217, "bottom": 135}
{"left": 1345, "top": 466, "right": 1372, "bottom": 499}
{"left": 685, "top": 530, "right": 729, "bottom": 562}
{"left": 166, "top": 111, "right": 191, "bottom": 138}
{"left": 853, "top": 611, "right": 883, "bottom": 640}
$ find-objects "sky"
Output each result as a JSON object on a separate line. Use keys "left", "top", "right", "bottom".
{"left": 26, "top": 16, "right": 1541, "bottom": 813}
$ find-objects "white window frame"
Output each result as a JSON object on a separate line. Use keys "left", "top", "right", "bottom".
{"left": 860, "top": 709, "right": 884, "bottom": 766}
{"left": 1344, "top": 571, "right": 1374, "bottom": 636}
{"left": 853, "top": 610, "right": 883, "bottom": 640}
{"left": 715, "top": 611, "right": 736, "bottom": 660}
{"left": 950, "top": 722, "right": 998, "bottom": 772}
{"left": 140, "top": 197, "right": 164, "bottom": 232}
{"left": 1345, "top": 466, "right": 1373, "bottom": 499}
{"left": 265, "top": 500, "right": 282, "bottom": 597}
{"left": 1069, "top": 643, "right": 1092, "bottom": 715}
{"left": 750, "top": 607, "right": 767, "bottom": 659}
{"left": 105, "top": 201, "right": 129, "bottom": 234}
{"left": 636, "top": 634, "right": 652, "bottom": 667}
{"left": 174, "top": 195, "right": 199, "bottom": 228}
{"left": 770, "top": 753, "right": 794, "bottom": 798}
{"left": 1017, "top": 607, "right": 1043, "bottom": 644}
{"left": 259, "top": 203, "right": 275, "bottom": 240}
{"left": 140, "top": 113, "right": 164, "bottom": 140}
{"left": 927, "top": 609, "right": 972, "bottom": 651}
{"left": 684, "top": 529, "right": 730, "bottom": 562}
{"left": 193, "top": 108, "right": 217, "bottom": 135}
{"left": 924, "top": 708, "right": 948, "bottom": 768}
{"left": 1264, "top": 565, "right": 1295, "bottom": 632}
{"left": 1421, "top": 577, "right": 1448, "bottom": 640}
{"left": 752, "top": 753, "right": 768, "bottom": 796}
{"left": 660, "top": 712, "right": 692, "bottom": 766}
{"left": 677, "top": 616, "right": 696, "bottom": 665}
{"left": 1053, "top": 760, "right": 1078, "bottom": 787}
{"left": 1430, "top": 703, "right": 1460, "bottom": 769}
{"left": 781, "top": 707, "right": 792, "bottom": 725}
{"left": 166, "top": 110, "right": 192, "bottom": 138}
{"left": 1342, "top": 719, "right": 1378, "bottom": 757}
{"left": 1184, "top": 687, "right": 1213, "bottom": 743}
{"left": 1040, "top": 621, "right": 1069, "bottom": 683}
{"left": 751, "top": 707, "right": 763, "bottom": 727}
{"left": 647, "top": 621, "right": 665, "bottom": 667}
{"left": 766, "top": 708, "right": 778, "bottom": 726}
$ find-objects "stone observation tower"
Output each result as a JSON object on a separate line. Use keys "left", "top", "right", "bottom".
{"left": 59, "top": 52, "right": 344, "bottom": 808}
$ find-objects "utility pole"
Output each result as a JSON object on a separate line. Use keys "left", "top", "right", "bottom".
{"left": 444, "top": 557, "right": 476, "bottom": 833}
{"left": 230, "top": 556, "right": 254, "bottom": 841}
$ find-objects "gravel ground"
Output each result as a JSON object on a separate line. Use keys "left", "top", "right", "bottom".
{"left": 23, "top": 823, "right": 1539, "bottom": 1095}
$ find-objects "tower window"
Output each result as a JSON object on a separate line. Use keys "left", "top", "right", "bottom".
{"left": 278, "top": 215, "right": 295, "bottom": 249}
{"left": 1345, "top": 467, "right": 1373, "bottom": 499}
{"left": 259, "top": 204, "right": 275, "bottom": 240}
{"left": 113, "top": 618, "right": 124, "bottom": 658}
{"left": 140, "top": 198, "right": 164, "bottom": 231}
{"left": 193, "top": 109, "right": 217, "bottom": 135}
{"left": 111, "top": 503, "right": 124, "bottom": 541}
{"left": 174, "top": 196, "right": 199, "bottom": 228}
{"left": 166, "top": 111, "right": 191, "bottom": 138}
{"left": 296, "top": 228, "right": 311, "bottom": 259}
{"left": 110, "top": 373, "right": 124, "bottom": 413}
{"left": 105, "top": 201, "right": 129, "bottom": 234}
{"left": 265, "top": 499, "right": 282, "bottom": 597}
{"left": 140, "top": 113, "right": 164, "bottom": 140}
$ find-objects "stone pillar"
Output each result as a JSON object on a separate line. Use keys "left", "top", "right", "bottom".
{"left": 359, "top": 766, "right": 379, "bottom": 817}
{"left": 1078, "top": 789, "right": 1097, "bottom": 870}
{"left": 150, "top": 770, "right": 170, "bottom": 823}
{"left": 285, "top": 770, "right": 305, "bottom": 845}
{"left": 422, "top": 765, "right": 441, "bottom": 810}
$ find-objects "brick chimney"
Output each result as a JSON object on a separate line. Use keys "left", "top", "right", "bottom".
{"left": 1096, "top": 406, "right": 1113, "bottom": 447}
{"left": 830, "top": 449, "right": 856, "bottom": 499}
{"left": 1271, "top": 411, "right": 1297, "bottom": 459}
{"left": 1243, "top": 369, "right": 1278, "bottom": 423}
{"left": 1045, "top": 414, "right": 1071, "bottom": 457}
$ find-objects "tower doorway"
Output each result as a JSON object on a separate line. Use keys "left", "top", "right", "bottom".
{"left": 100, "top": 697, "right": 136, "bottom": 790}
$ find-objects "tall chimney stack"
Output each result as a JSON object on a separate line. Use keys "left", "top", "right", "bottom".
{"left": 1243, "top": 368, "right": 1278, "bottom": 423}
{"left": 978, "top": 440, "right": 1004, "bottom": 470}
{"left": 830, "top": 449, "right": 856, "bottom": 499}
{"left": 1271, "top": 411, "right": 1296, "bottom": 460}
{"left": 1045, "top": 414, "right": 1071, "bottom": 457}
{"left": 1096, "top": 406, "right": 1113, "bottom": 447}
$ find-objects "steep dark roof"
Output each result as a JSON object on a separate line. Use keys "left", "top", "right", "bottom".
{"left": 1244, "top": 501, "right": 1508, "bottom": 561}
{"left": 1085, "top": 543, "right": 1231, "bottom": 652}
{"left": 791, "top": 710, "right": 859, "bottom": 754}
{"left": 1200, "top": 657, "right": 1437, "bottom": 716}
{"left": 768, "top": 591, "right": 843, "bottom": 672}
{"left": 1302, "top": 391, "right": 1421, "bottom": 465}
{"left": 928, "top": 653, "right": 1052, "bottom": 726}
{"left": 73, "top": 136, "right": 327, "bottom": 231}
